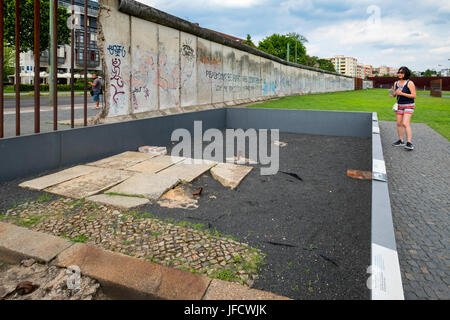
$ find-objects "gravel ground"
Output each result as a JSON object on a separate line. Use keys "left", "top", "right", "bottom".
{"left": 0, "top": 259, "right": 108, "bottom": 300}
{"left": 156, "top": 132, "right": 372, "bottom": 299}
{"left": 0, "top": 132, "right": 372, "bottom": 300}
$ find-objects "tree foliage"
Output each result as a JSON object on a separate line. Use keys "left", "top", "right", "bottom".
{"left": 3, "top": 44, "right": 15, "bottom": 82}
{"left": 423, "top": 69, "right": 438, "bottom": 77}
{"left": 4, "top": 0, "right": 71, "bottom": 53}
{"left": 242, "top": 34, "right": 257, "bottom": 49}
{"left": 256, "top": 32, "right": 335, "bottom": 72}
{"left": 257, "top": 33, "right": 307, "bottom": 64}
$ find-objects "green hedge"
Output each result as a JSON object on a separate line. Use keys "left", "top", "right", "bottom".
{"left": 11, "top": 82, "right": 100, "bottom": 92}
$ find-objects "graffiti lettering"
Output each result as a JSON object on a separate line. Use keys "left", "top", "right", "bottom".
{"left": 107, "top": 44, "right": 127, "bottom": 58}
{"left": 181, "top": 40, "right": 195, "bottom": 62}
{"left": 110, "top": 58, "right": 125, "bottom": 105}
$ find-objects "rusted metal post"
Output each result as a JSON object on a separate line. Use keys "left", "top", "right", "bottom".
{"left": 15, "top": 0, "right": 20, "bottom": 136}
{"left": 71, "top": 0, "right": 75, "bottom": 128}
{"left": 52, "top": 0, "right": 58, "bottom": 131}
{"left": 34, "top": 0, "right": 40, "bottom": 133}
{"left": 0, "top": 0, "right": 4, "bottom": 138}
{"left": 84, "top": 0, "right": 88, "bottom": 126}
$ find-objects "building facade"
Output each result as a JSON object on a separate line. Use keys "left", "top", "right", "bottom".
{"left": 327, "top": 55, "right": 358, "bottom": 77}
{"left": 18, "top": 0, "right": 100, "bottom": 85}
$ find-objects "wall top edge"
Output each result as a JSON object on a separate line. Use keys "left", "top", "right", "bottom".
{"left": 116, "top": 0, "right": 354, "bottom": 79}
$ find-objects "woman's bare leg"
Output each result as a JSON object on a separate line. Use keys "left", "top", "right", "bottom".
{"left": 396, "top": 114, "right": 404, "bottom": 141}
{"left": 402, "top": 113, "right": 413, "bottom": 143}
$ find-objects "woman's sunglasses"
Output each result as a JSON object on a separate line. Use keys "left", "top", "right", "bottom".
{"left": 397, "top": 71, "right": 404, "bottom": 74}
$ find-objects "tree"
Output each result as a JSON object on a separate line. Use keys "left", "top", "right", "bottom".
{"left": 4, "top": 0, "right": 71, "bottom": 53}
{"left": 423, "top": 69, "right": 437, "bottom": 77}
{"left": 3, "top": 44, "right": 15, "bottom": 82}
{"left": 317, "top": 58, "right": 336, "bottom": 72}
{"left": 258, "top": 33, "right": 307, "bottom": 64}
{"left": 242, "top": 34, "right": 257, "bottom": 49}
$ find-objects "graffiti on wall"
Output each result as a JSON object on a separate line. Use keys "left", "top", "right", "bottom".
{"left": 132, "top": 50, "right": 157, "bottom": 111}
{"left": 107, "top": 44, "right": 128, "bottom": 115}
{"left": 180, "top": 40, "right": 196, "bottom": 87}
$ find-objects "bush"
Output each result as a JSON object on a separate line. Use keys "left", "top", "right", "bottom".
{"left": 13, "top": 81, "right": 103, "bottom": 92}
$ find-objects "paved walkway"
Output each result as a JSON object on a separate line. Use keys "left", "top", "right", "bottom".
{"left": 380, "top": 121, "right": 450, "bottom": 300}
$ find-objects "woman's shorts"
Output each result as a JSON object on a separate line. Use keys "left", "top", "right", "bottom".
{"left": 92, "top": 91, "right": 100, "bottom": 102}
{"left": 395, "top": 105, "right": 415, "bottom": 115}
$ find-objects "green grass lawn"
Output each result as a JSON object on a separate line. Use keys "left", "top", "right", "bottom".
{"left": 250, "top": 88, "right": 450, "bottom": 140}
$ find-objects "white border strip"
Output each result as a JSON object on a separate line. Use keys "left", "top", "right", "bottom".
{"left": 371, "top": 112, "right": 404, "bottom": 300}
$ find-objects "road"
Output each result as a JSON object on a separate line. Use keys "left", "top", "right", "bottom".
{"left": 1, "top": 104, "right": 101, "bottom": 138}
{"left": 2, "top": 95, "right": 89, "bottom": 109}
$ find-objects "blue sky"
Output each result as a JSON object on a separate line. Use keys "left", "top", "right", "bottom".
{"left": 137, "top": 0, "right": 450, "bottom": 72}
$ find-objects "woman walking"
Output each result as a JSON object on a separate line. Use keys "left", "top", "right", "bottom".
{"left": 390, "top": 66, "right": 416, "bottom": 150}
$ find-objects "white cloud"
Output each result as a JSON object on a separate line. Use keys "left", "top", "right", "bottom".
{"left": 429, "top": 46, "right": 450, "bottom": 55}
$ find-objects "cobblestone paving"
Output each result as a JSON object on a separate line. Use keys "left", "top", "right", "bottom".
{"left": 0, "top": 197, "right": 264, "bottom": 287}
{"left": 380, "top": 121, "right": 450, "bottom": 300}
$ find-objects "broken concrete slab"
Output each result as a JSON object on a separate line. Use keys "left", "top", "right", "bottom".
{"left": 157, "top": 185, "right": 198, "bottom": 210}
{"left": 45, "top": 168, "right": 134, "bottom": 199}
{"left": 127, "top": 155, "right": 186, "bottom": 173}
{"left": 52, "top": 243, "right": 211, "bottom": 300}
{"left": 138, "top": 146, "right": 167, "bottom": 156}
{"left": 210, "top": 163, "right": 253, "bottom": 189}
{"left": 86, "top": 194, "right": 150, "bottom": 209}
{"left": 87, "top": 151, "right": 157, "bottom": 170}
{"left": 19, "top": 165, "right": 101, "bottom": 191}
{"left": 106, "top": 172, "right": 179, "bottom": 200}
{"left": 0, "top": 222, "right": 73, "bottom": 264}
{"left": 157, "top": 159, "right": 217, "bottom": 183}
{"left": 202, "top": 279, "right": 291, "bottom": 300}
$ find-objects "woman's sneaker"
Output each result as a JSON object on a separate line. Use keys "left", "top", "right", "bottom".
{"left": 392, "top": 139, "right": 405, "bottom": 147}
{"left": 404, "top": 142, "right": 414, "bottom": 150}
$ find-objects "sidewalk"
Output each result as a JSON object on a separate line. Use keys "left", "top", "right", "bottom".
{"left": 380, "top": 121, "right": 450, "bottom": 300}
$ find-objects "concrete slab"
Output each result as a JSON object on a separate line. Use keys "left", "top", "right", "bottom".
{"left": 210, "top": 163, "right": 253, "bottom": 189}
{"left": 0, "top": 222, "right": 73, "bottom": 264}
{"left": 45, "top": 168, "right": 134, "bottom": 199}
{"left": 86, "top": 194, "right": 150, "bottom": 209}
{"left": 19, "top": 165, "right": 100, "bottom": 191}
{"left": 52, "top": 243, "right": 211, "bottom": 300}
{"left": 107, "top": 172, "right": 179, "bottom": 200}
{"left": 203, "top": 279, "right": 291, "bottom": 300}
{"left": 157, "top": 159, "right": 217, "bottom": 183}
{"left": 87, "top": 151, "right": 157, "bottom": 170}
{"left": 127, "top": 155, "right": 186, "bottom": 173}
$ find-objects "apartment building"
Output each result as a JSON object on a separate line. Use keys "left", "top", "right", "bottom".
{"left": 327, "top": 55, "right": 358, "bottom": 77}
{"left": 18, "top": 0, "right": 100, "bottom": 85}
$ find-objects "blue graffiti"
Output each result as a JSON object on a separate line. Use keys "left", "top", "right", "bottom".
{"left": 262, "top": 81, "right": 277, "bottom": 95}
{"left": 107, "top": 45, "right": 127, "bottom": 58}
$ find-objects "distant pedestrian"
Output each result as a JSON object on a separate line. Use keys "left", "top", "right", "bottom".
{"left": 88, "top": 73, "right": 102, "bottom": 110}
{"left": 390, "top": 66, "right": 416, "bottom": 150}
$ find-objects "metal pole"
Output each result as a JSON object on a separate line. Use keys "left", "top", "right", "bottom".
{"left": 34, "top": 0, "right": 40, "bottom": 133}
{"left": 52, "top": 0, "right": 58, "bottom": 131}
{"left": 286, "top": 42, "right": 290, "bottom": 62}
{"left": 71, "top": 0, "right": 75, "bottom": 128}
{"left": 295, "top": 41, "right": 297, "bottom": 64}
{"left": 15, "top": 0, "right": 20, "bottom": 136}
{"left": 49, "top": 0, "right": 54, "bottom": 108}
{"left": 0, "top": 0, "right": 4, "bottom": 138}
{"left": 84, "top": 0, "right": 88, "bottom": 126}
